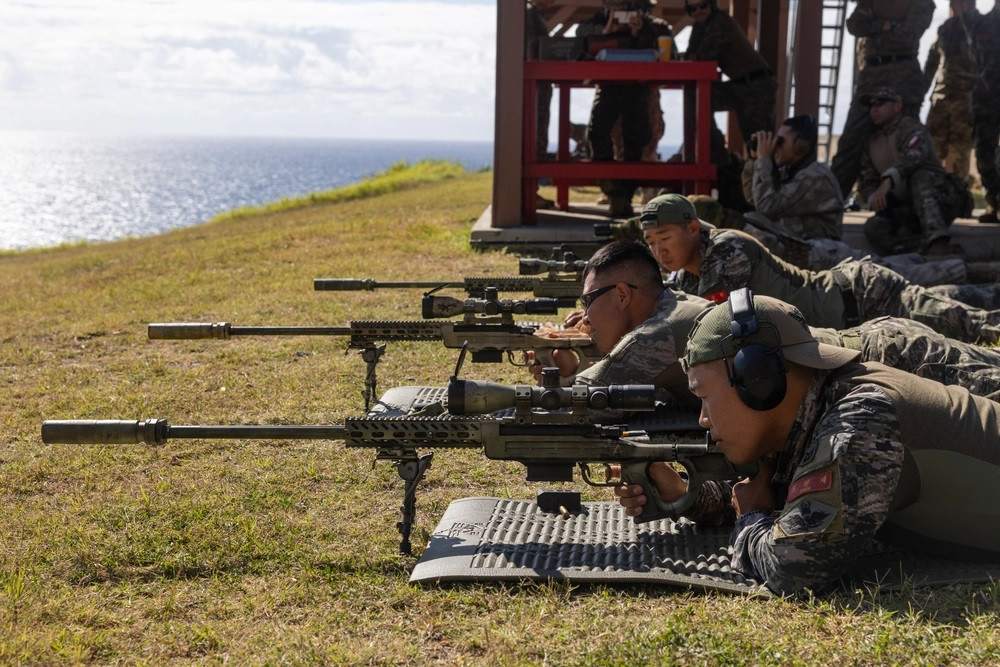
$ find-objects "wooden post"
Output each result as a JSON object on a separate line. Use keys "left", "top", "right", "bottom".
{"left": 491, "top": 2, "right": 525, "bottom": 228}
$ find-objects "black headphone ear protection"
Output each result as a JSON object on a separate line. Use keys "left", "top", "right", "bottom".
{"left": 724, "top": 289, "right": 787, "bottom": 411}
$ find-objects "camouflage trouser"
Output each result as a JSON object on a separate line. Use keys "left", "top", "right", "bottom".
{"left": 835, "top": 258, "right": 1000, "bottom": 344}
{"left": 830, "top": 59, "right": 924, "bottom": 197}
{"left": 973, "top": 97, "right": 1000, "bottom": 208}
{"left": 853, "top": 316, "right": 1000, "bottom": 403}
{"left": 862, "top": 170, "right": 953, "bottom": 254}
{"left": 929, "top": 282, "right": 1000, "bottom": 311}
{"left": 589, "top": 84, "right": 651, "bottom": 198}
{"left": 926, "top": 91, "right": 974, "bottom": 183}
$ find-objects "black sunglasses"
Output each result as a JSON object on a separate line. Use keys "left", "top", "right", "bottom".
{"left": 580, "top": 282, "right": 637, "bottom": 310}
{"left": 686, "top": 0, "right": 712, "bottom": 12}
{"left": 869, "top": 97, "right": 896, "bottom": 108}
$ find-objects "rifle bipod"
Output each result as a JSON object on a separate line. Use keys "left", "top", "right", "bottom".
{"left": 358, "top": 344, "right": 387, "bottom": 413}
{"left": 379, "top": 450, "right": 434, "bottom": 556}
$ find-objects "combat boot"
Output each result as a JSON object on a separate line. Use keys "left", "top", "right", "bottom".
{"left": 978, "top": 194, "right": 999, "bottom": 223}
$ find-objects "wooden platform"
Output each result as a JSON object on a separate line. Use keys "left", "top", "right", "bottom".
{"left": 472, "top": 204, "right": 1000, "bottom": 261}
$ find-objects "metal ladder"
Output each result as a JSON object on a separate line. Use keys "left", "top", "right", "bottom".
{"left": 785, "top": 0, "right": 849, "bottom": 162}
{"left": 816, "top": 0, "right": 849, "bottom": 162}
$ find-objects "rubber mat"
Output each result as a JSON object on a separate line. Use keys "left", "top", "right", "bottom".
{"left": 410, "top": 497, "right": 1000, "bottom": 594}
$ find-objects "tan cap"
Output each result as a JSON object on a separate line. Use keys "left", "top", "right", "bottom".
{"left": 865, "top": 86, "right": 902, "bottom": 105}
{"left": 683, "top": 293, "right": 861, "bottom": 371}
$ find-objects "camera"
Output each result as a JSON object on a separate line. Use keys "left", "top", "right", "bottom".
{"left": 748, "top": 136, "right": 758, "bottom": 154}
{"left": 613, "top": 10, "right": 637, "bottom": 22}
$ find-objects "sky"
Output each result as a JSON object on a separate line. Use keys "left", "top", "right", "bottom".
{"left": 0, "top": 0, "right": 994, "bottom": 142}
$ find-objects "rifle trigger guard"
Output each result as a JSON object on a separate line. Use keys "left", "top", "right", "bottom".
{"left": 579, "top": 462, "right": 618, "bottom": 487}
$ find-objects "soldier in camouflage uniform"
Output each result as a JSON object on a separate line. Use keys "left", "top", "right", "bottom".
{"left": 637, "top": 194, "right": 1000, "bottom": 343}
{"left": 859, "top": 86, "right": 972, "bottom": 255}
{"left": 831, "top": 0, "right": 935, "bottom": 198}
{"left": 536, "top": 240, "right": 712, "bottom": 411}
{"left": 744, "top": 115, "right": 844, "bottom": 242}
{"left": 923, "top": 0, "right": 980, "bottom": 184}
{"left": 615, "top": 293, "right": 1000, "bottom": 595}
{"left": 972, "top": 4, "right": 1000, "bottom": 222}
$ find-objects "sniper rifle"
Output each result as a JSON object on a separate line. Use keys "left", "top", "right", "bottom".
{"left": 42, "top": 371, "right": 753, "bottom": 555}
{"left": 148, "top": 291, "right": 600, "bottom": 411}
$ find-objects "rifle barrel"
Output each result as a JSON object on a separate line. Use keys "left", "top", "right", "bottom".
{"left": 42, "top": 419, "right": 348, "bottom": 445}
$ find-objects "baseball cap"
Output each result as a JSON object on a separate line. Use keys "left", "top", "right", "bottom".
{"left": 639, "top": 193, "right": 698, "bottom": 229}
{"left": 683, "top": 293, "right": 861, "bottom": 371}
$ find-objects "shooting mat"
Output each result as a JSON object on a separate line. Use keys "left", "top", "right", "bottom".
{"left": 410, "top": 497, "right": 1000, "bottom": 593}
{"left": 372, "top": 389, "right": 1000, "bottom": 593}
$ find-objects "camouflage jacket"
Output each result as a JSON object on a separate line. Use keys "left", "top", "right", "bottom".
{"left": 672, "top": 228, "right": 846, "bottom": 328}
{"left": 575, "top": 289, "right": 711, "bottom": 410}
{"left": 693, "top": 362, "right": 1000, "bottom": 595}
{"left": 848, "top": 0, "right": 934, "bottom": 59}
{"left": 923, "top": 12, "right": 980, "bottom": 97}
{"left": 686, "top": 10, "right": 769, "bottom": 79}
{"left": 749, "top": 157, "right": 844, "bottom": 241}
{"left": 859, "top": 114, "right": 943, "bottom": 200}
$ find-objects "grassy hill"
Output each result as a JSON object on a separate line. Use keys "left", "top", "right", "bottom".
{"left": 1, "top": 165, "right": 998, "bottom": 664}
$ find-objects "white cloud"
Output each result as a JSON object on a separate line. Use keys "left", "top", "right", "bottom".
{"left": 0, "top": 0, "right": 498, "bottom": 139}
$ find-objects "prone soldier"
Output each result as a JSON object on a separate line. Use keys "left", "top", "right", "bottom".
{"left": 615, "top": 292, "right": 1000, "bottom": 595}
{"left": 638, "top": 194, "right": 1000, "bottom": 343}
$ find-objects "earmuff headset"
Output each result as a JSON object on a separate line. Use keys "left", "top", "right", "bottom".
{"left": 724, "top": 288, "right": 787, "bottom": 411}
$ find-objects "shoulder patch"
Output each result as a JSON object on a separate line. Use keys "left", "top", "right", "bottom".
{"left": 773, "top": 498, "right": 838, "bottom": 538}
{"left": 905, "top": 134, "right": 922, "bottom": 150}
{"left": 786, "top": 469, "right": 833, "bottom": 503}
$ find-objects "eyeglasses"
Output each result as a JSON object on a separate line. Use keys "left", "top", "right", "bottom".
{"left": 688, "top": 0, "right": 712, "bottom": 10}
{"left": 579, "top": 282, "right": 637, "bottom": 310}
{"left": 869, "top": 97, "right": 895, "bottom": 108}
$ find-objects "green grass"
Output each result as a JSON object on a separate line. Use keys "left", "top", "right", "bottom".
{"left": 2, "top": 163, "right": 1000, "bottom": 664}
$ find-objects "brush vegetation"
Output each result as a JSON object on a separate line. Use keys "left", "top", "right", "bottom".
{"left": 1, "top": 163, "right": 999, "bottom": 665}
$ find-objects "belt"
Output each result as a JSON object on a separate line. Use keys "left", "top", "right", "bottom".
{"left": 865, "top": 54, "right": 915, "bottom": 67}
{"left": 830, "top": 269, "right": 861, "bottom": 327}
{"left": 730, "top": 68, "right": 773, "bottom": 85}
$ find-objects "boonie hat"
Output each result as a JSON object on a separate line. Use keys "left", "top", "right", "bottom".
{"left": 639, "top": 193, "right": 698, "bottom": 229}
{"left": 683, "top": 294, "right": 861, "bottom": 371}
{"left": 865, "top": 86, "right": 902, "bottom": 106}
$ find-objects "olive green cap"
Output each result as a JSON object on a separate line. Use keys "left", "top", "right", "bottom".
{"left": 639, "top": 193, "right": 698, "bottom": 229}
{"left": 682, "top": 294, "right": 861, "bottom": 371}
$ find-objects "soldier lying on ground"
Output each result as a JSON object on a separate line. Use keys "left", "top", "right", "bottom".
{"left": 540, "top": 241, "right": 1000, "bottom": 409}
{"left": 639, "top": 194, "right": 1000, "bottom": 343}
{"left": 614, "top": 292, "right": 1000, "bottom": 595}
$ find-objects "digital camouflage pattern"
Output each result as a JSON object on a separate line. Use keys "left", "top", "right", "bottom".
{"left": 859, "top": 114, "right": 960, "bottom": 253}
{"left": 671, "top": 228, "right": 1000, "bottom": 342}
{"left": 574, "top": 289, "right": 711, "bottom": 411}
{"left": 747, "top": 157, "right": 844, "bottom": 241}
{"left": 812, "top": 316, "right": 1000, "bottom": 403}
{"left": 923, "top": 10, "right": 979, "bottom": 182}
{"left": 689, "top": 363, "right": 1000, "bottom": 595}
{"left": 831, "top": 0, "right": 934, "bottom": 196}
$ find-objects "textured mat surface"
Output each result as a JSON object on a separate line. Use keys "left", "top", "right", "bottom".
{"left": 411, "top": 497, "right": 1000, "bottom": 594}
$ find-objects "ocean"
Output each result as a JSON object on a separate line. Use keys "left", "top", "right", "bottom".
{"left": 0, "top": 132, "right": 494, "bottom": 251}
